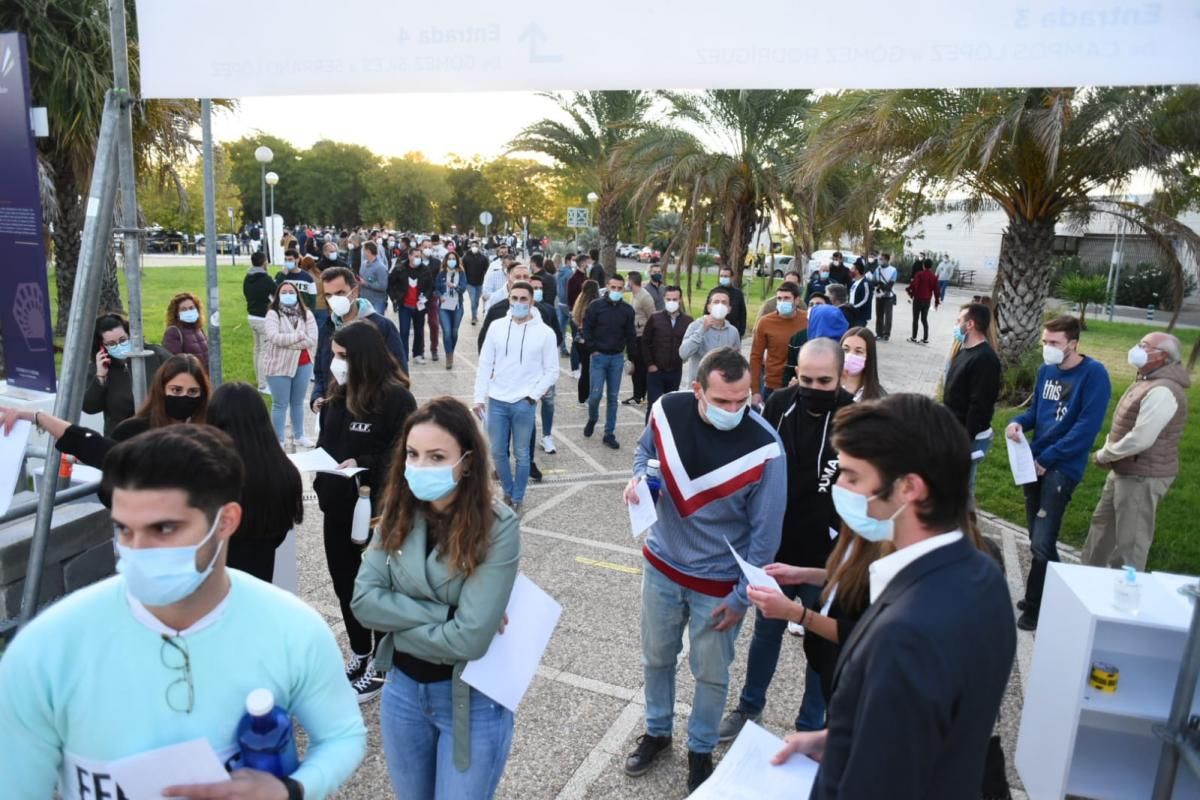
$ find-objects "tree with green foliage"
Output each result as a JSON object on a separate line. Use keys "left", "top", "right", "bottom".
{"left": 290, "top": 140, "right": 376, "bottom": 228}
{"left": 225, "top": 134, "right": 299, "bottom": 224}
{"left": 798, "top": 87, "right": 1200, "bottom": 363}
{"left": 139, "top": 144, "right": 243, "bottom": 235}
{"left": 361, "top": 154, "right": 449, "bottom": 230}
{"left": 509, "top": 91, "right": 652, "bottom": 272}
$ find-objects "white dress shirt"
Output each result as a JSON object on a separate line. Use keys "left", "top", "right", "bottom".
{"left": 868, "top": 530, "right": 963, "bottom": 603}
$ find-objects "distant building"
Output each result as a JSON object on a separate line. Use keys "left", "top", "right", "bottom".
{"left": 903, "top": 198, "right": 1200, "bottom": 292}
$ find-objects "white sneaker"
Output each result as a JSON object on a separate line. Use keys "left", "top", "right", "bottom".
{"left": 571, "top": 369, "right": 581, "bottom": 379}
{"left": 787, "top": 622, "right": 805, "bottom": 637}
{"left": 414, "top": 355, "right": 426, "bottom": 364}
{"left": 541, "top": 435, "right": 557, "bottom": 454}
{"left": 296, "top": 436, "right": 317, "bottom": 448}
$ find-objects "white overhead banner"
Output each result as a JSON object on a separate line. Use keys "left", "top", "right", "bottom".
{"left": 134, "top": 0, "right": 1200, "bottom": 98}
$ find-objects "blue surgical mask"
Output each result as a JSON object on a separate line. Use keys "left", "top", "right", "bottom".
{"left": 778, "top": 301, "right": 795, "bottom": 316}
{"left": 952, "top": 326, "right": 966, "bottom": 344}
{"left": 106, "top": 341, "right": 133, "bottom": 360}
{"left": 533, "top": 289, "right": 544, "bottom": 303}
{"left": 179, "top": 309, "right": 200, "bottom": 324}
{"left": 608, "top": 290, "right": 623, "bottom": 302}
{"left": 719, "top": 277, "right": 731, "bottom": 287}
{"left": 831, "top": 484, "right": 906, "bottom": 543}
{"left": 511, "top": 302, "right": 531, "bottom": 319}
{"left": 703, "top": 396, "right": 747, "bottom": 431}
{"left": 405, "top": 454, "right": 468, "bottom": 502}
{"left": 280, "top": 293, "right": 299, "bottom": 307}
{"left": 819, "top": 271, "right": 829, "bottom": 280}
{"left": 116, "top": 510, "right": 224, "bottom": 606}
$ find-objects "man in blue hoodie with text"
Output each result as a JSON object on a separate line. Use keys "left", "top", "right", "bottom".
{"left": 1006, "top": 315, "right": 1110, "bottom": 631}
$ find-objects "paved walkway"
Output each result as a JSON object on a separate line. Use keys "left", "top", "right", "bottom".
{"left": 286, "top": 285, "right": 1042, "bottom": 799}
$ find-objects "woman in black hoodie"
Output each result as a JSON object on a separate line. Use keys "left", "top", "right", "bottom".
{"left": 315, "top": 320, "right": 417, "bottom": 702}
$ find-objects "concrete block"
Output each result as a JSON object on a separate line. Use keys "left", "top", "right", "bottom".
{"left": 62, "top": 539, "right": 116, "bottom": 593}
{"left": 0, "top": 561, "right": 65, "bottom": 618}
{"left": 0, "top": 502, "right": 111, "bottom": 584}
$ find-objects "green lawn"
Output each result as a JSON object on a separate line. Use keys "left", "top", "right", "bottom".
{"left": 972, "top": 319, "right": 1198, "bottom": 575}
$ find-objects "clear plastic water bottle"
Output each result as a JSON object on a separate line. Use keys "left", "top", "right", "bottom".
{"left": 236, "top": 688, "right": 299, "bottom": 778}
{"left": 645, "top": 459, "right": 662, "bottom": 505}
{"left": 351, "top": 485, "right": 371, "bottom": 545}
{"left": 1113, "top": 565, "right": 1141, "bottom": 614}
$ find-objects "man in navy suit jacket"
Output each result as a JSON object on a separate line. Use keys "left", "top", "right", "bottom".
{"left": 770, "top": 394, "right": 1016, "bottom": 800}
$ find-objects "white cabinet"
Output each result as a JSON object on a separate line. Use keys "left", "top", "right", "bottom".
{"left": 1016, "top": 563, "right": 1200, "bottom": 800}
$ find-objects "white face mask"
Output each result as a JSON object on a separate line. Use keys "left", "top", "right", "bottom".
{"left": 665, "top": 300, "right": 680, "bottom": 314}
{"left": 1042, "top": 343, "right": 1067, "bottom": 366}
{"left": 330, "top": 356, "right": 349, "bottom": 385}
{"left": 1127, "top": 345, "right": 1149, "bottom": 369}
{"left": 709, "top": 303, "right": 730, "bottom": 320}
{"left": 327, "top": 295, "right": 353, "bottom": 317}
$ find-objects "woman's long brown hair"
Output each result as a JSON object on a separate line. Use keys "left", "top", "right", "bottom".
{"left": 820, "top": 527, "right": 892, "bottom": 616}
{"left": 165, "top": 291, "right": 203, "bottom": 330}
{"left": 842, "top": 327, "right": 884, "bottom": 400}
{"left": 572, "top": 280, "right": 600, "bottom": 328}
{"left": 326, "top": 321, "right": 409, "bottom": 418}
{"left": 374, "top": 397, "right": 495, "bottom": 576}
{"left": 135, "top": 354, "right": 210, "bottom": 429}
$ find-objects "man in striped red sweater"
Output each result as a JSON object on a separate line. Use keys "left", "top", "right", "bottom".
{"left": 621, "top": 347, "right": 787, "bottom": 794}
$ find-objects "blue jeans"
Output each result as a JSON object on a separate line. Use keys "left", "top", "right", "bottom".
{"left": 587, "top": 353, "right": 624, "bottom": 436}
{"left": 568, "top": 322, "right": 582, "bottom": 371}
{"left": 539, "top": 385, "right": 555, "bottom": 437}
{"left": 737, "top": 583, "right": 827, "bottom": 730}
{"left": 487, "top": 398, "right": 536, "bottom": 503}
{"left": 1022, "top": 468, "right": 1079, "bottom": 608}
{"left": 641, "top": 560, "right": 743, "bottom": 753}
{"left": 380, "top": 669, "right": 514, "bottom": 800}
{"left": 555, "top": 305, "right": 572, "bottom": 353}
{"left": 397, "top": 306, "right": 419, "bottom": 357}
{"left": 646, "top": 368, "right": 682, "bottom": 422}
{"left": 266, "top": 362, "right": 313, "bottom": 442}
{"left": 466, "top": 284, "right": 482, "bottom": 321}
{"left": 439, "top": 304, "right": 463, "bottom": 355}
{"left": 967, "top": 432, "right": 995, "bottom": 505}
{"left": 938, "top": 279, "right": 950, "bottom": 302}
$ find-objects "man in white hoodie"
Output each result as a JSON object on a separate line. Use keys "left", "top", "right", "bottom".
{"left": 474, "top": 280, "right": 559, "bottom": 513}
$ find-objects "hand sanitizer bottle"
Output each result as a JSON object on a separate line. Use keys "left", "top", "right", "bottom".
{"left": 1113, "top": 565, "right": 1141, "bottom": 614}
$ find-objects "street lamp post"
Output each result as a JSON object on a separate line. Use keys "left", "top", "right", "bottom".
{"left": 254, "top": 145, "right": 273, "bottom": 261}
{"left": 265, "top": 171, "right": 279, "bottom": 264}
{"left": 227, "top": 207, "right": 236, "bottom": 266}
{"left": 586, "top": 191, "right": 598, "bottom": 228}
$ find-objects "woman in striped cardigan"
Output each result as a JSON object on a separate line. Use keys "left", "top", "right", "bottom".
{"left": 264, "top": 281, "right": 320, "bottom": 447}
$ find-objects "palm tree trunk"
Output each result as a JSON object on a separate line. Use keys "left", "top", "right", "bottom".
{"left": 598, "top": 198, "right": 622, "bottom": 275}
{"left": 993, "top": 214, "right": 1058, "bottom": 365}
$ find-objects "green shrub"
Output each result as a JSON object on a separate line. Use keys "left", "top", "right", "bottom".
{"left": 1058, "top": 274, "right": 1109, "bottom": 328}
{"left": 999, "top": 346, "right": 1045, "bottom": 406}
{"left": 1116, "top": 262, "right": 1196, "bottom": 311}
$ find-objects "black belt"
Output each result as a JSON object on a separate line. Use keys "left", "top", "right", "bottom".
{"left": 393, "top": 650, "right": 454, "bottom": 683}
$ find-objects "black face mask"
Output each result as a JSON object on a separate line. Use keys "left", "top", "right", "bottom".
{"left": 796, "top": 386, "right": 839, "bottom": 414}
{"left": 164, "top": 394, "right": 202, "bottom": 421}
{"left": 651, "top": 273, "right": 663, "bottom": 282}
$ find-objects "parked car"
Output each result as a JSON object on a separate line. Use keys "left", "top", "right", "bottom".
{"left": 196, "top": 233, "right": 239, "bottom": 255}
{"left": 145, "top": 228, "right": 189, "bottom": 254}
{"left": 756, "top": 254, "right": 796, "bottom": 278}
{"left": 618, "top": 243, "right": 643, "bottom": 259}
{"left": 695, "top": 245, "right": 722, "bottom": 264}
{"left": 806, "top": 249, "right": 855, "bottom": 275}
{"left": 637, "top": 246, "right": 661, "bottom": 263}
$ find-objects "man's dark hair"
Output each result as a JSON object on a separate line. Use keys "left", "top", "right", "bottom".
{"left": 609, "top": 272, "right": 625, "bottom": 284}
{"left": 530, "top": 253, "right": 545, "bottom": 269}
{"left": 509, "top": 280, "right": 534, "bottom": 297}
{"left": 251, "top": 251, "right": 267, "bottom": 267}
{"left": 777, "top": 281, "right": 801, "bottom": 299}
{"left": 719, "top": 265, "right": 734, "bottom": 275}
{"left": 528, "top": 274, "right": 544, "bottom": 287}
{"left": 284, "top": 248, "right": 299, "bottom": 261}
{"left": 321, "top": 266, "right": 357, "bottom": 287}
{"left": 1044, "top": 314, "right": 1081, "bottom": 341}
{"left": 102, "top": 426, "right": 245, "bottom": 522}
{"left": 961, "top": 303, "right": 992, "bottom": 335}
{"left": 697, "top": 347, "right": 750, "bottom": 390}
{"left": 707, "top": 286, "right": 733, "bottom": 304}
{"left": 826, "top": 283, "right": 847, "bottom": 304}
{"left": 505, "top": 260, "right": 526, "bottom": 274}
{"left": 363, "top": 241, "right": 378, "bottom": 257}
{"left": 628, "top": 271, "right": 643, "bottom": 286}
{"left": 664, "top": 285, "right": 683, "bottom": 296}
{"left": 832, "top": 394, "right": 970, "bottom": 533}
{"left": 589, "top": 248, "right": 600, "bottom": 262}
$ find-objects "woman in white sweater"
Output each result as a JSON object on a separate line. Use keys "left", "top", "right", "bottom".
{"left": 264, "top": 282, "right": 320, "bottom": 446}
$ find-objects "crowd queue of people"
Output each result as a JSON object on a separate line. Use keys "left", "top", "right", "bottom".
{"left": 0, "top": 231, "right": 1189, "bottom": 800}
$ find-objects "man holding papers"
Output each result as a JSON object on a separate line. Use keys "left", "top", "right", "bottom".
{"left": 622, "top": 347, "right": 786, "bottom": 793}
{"left": 772, "top": 394, "right": 1015, "bottom": 800}
{"left": 1005, "top": 315, "right": 1110, "bottom": 631}
{"left": 721, "top": 338, "right": 854, "bottom": 741}
{"left": 0, "top": 427, "right": 366, "bottom": 800}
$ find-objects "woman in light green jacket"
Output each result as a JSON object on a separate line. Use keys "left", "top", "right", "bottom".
{"left": 352, "top": 396, "right": 520, "bottom": 800}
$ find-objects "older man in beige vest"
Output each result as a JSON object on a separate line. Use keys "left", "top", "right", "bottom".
{"left": 1083, "top": 332, "right": 1189, "bottom": 570}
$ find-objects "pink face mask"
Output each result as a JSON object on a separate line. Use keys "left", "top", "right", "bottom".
{"left": 844, "top": 353, "right": 867, "bottom": 376}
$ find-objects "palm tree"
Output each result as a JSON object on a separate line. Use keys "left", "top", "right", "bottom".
{"left": 797, "top": 87, "right": 1200, "bottom": 363}
{"left": 508, "top": 91, "right": 652, "bottom": 273}
{"left": 5, "top": 0, "right": 217, "bottom": 335}
{"left": 626, "top": 91, "right": 812, "bottom": 288}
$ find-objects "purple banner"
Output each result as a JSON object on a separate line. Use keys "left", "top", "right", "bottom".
{"left": 0, "top": 32, "right": 55, "bottom": 393}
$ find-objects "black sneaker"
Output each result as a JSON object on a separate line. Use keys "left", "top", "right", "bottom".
{"left": 344, "top": 651, "right": 370, "bottom": 682}
{"left": 622, "top": 396, "right": 642, "bottom": 406}
{"left": 1017, "top": 610, "right": 1039, "bottom": 632}
{"left": 529, "top": 462, "right": 543, "bottom": 482}
{"left": 687, "top": 751, "right": 714, "bottom": 792}
{"left": 603, "top": 434, "right": 620, "bottom": 450}
{"left": 624, "top": 734, "right": 672, "bottom": 777}
{"left": 431, "top": 352, "right": 439, "bottom": 361}
{"left": 1017, "top": 599, "right": 1028, "bottom": 612}
{"left": 584, "top": 418, "right": 597, "bottom": 437}
{"left": 352, "top": 667, "right": 384, "bottom": 703}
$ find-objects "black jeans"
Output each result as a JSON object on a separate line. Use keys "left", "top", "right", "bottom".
{"left": 875, "top": 296, "right": 894, "bottom": 338}
{"left": 911, "top": 299, "right": 930, "bottom": 341}
{"left": 645, "top": 367, "right": 682, "bottom": 422}
{"left": 323, "top": 501, "right": 379, "bottom": 656}
{"left": 226, "top": 534, "right": 280, "bottom": 582}
{"left": 575, "top": 341, "right": 592, "bottom": 404}
{"left": 630, "top": 336, "right": 648, "bottom": 401}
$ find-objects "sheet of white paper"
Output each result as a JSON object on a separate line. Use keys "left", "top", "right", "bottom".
{"left": 1005, "top": 436, "right": 1038, "bottom": 485}
{"left": 726, "top": 538, "right": 782, "bottom": 592}
{"left": 0, "top": 420, "right": 32, "bottom": 515}
{"left": 687, "top": 721, "right": 818, "bottom": 800}
{"left": 107, "top": 738, "right": 229, "bottom": 799}
{"left": 462, "top": 574, "right": 562, "bottom": 711}
{"left": 287, "top": 447, "right": 365, "bottom": 478}
{"left": 628, "top": 479, "right": 657, "bottom": 538}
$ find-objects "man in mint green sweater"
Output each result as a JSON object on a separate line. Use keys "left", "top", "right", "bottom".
{"left": 0, "top": 426, "right": 366, "bottom": 800}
